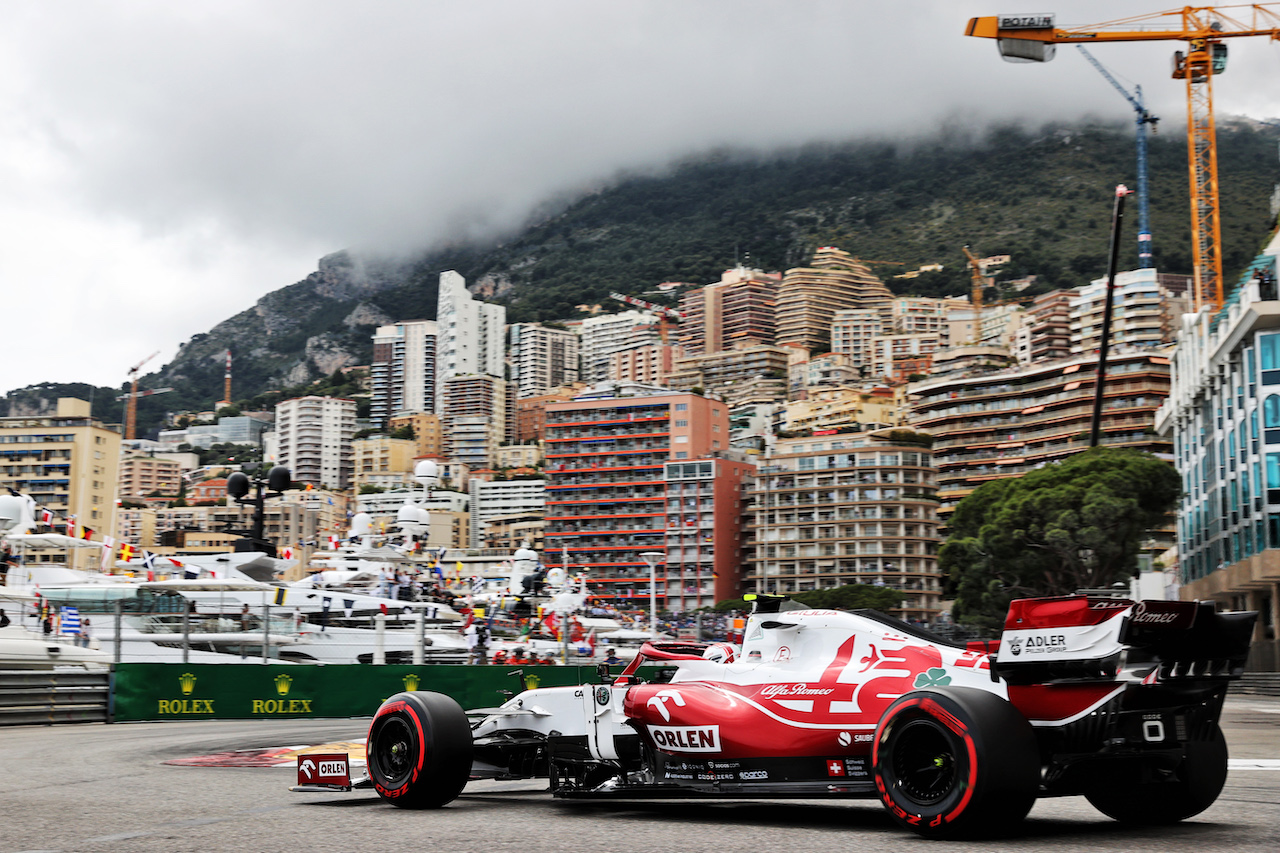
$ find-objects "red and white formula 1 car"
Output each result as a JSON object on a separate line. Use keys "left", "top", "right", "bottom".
{"left": 294, "top": 593, "right": 1256, "bottom": 839}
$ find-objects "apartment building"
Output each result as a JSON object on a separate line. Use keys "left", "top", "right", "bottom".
{"left": 542, "top": 390, "right": 745, "bottom": 611}
{"left": 370, "top": 319, "right": 438, "bottom": 425}
{"left": 273, "top": 396, "right": 357, "bottom": 490}
{"left": 352, "top": 435, "right": 417, "bottom": 491}
{"left": 468, "top": 478, "right": 546, "bottom": 548}
{"left": 744, "top": 429, "right": 942, "bottom": 624}
{"left": 678, "top": 266, "right": 780, "bottom": 355}
{"left": 1071, "top": 268, "right": 1190, "bottom": 354}
{"left": 868, "top": 332, "right": 944, "bottom": 383}
{"left": 579, "top": 310, "right": 660, "bottom": 383}
{"left": 665, "top": 345, "right": 790, "bottom": 406}
{"left": 118, "top": 453, "right": 183, "bottom": 500}
{"left": 509, "top": 323, "right": 580, "bottom": 398}
{"left": 436, "top": 271, "right": 506, "bottom": 414}
{"left": 514, "top": 391, "right": 575, "bottom": 444}
{"left": 441, "top": 375, "right": 506, "bottom": 471}
{"left": 830, "top": 308, "right": 884, "bottom": 374}
{"left": 776, "top": 247, "right": 893, "bottom": 352}
{"left": 388, "top": 411, "right": 443, "bottom": 458}
{"left": 609, "top": 342, "right": 682, "bottom": 387}
{"left": 1014, "top": 289, "right": 1073, "bottom": 365}
{"left": 909, "top": 348, "right": 1173, "bottom": 516}
{"left": 0, "top": 397, "right": 121, "bottom": 564}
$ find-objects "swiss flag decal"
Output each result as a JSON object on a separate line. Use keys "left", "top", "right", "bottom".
{"left": 827, "top": 759, "right": 845, "bottom": 777}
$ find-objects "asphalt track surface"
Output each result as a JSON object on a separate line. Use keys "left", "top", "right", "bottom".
{"left": 2, "top": 696, "right": 1279, "bottom": 853}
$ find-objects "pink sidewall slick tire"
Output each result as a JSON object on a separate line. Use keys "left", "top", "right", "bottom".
{"left": 873, "top": 687, "right": 1039, "bottom": 839}
{"left": 367, "top": 691, "right": 473, "bottom": 808}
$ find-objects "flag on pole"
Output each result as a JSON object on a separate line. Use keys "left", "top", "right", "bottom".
{"left": 59, "top": 606, "right": 81, "bottom": 636}
{"left": 119, "top": 543, "right": 136, "bottom": 562}
{"left": 39, "top": 509, "right": 53, "bottom": 525}
{"left": 142, "top": 551, "right": 158, "bottom": 571}
{"left": 79, "top": 526, "right": 94, "bottom": 541}
{"left": 471, "top": 576, "right": 485, "bottom": 595}
{"left": 328, "top": 535, "right": 339, "bottom": 550}
{"left": 342, "top": 598, "right": 355, "bottom": 618}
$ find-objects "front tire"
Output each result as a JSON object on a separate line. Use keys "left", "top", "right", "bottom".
{"left": 1083, "top": 725, "right": 1228, "bottom": 824}
{"left": 367, "top": 691, "right": 473, "bottom": 808}
{"left": 873, "top": 687, "right": 1040, "bottom": 839}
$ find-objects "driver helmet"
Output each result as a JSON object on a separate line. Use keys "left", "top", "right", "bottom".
{"left": 702, "top": 642, "right": 738, "bottom": 664}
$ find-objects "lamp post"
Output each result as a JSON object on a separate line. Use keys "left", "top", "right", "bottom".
{"left": 225, "top": 465, "right": 292, "bottom": 556}
{"left": 640, "top": 551, "right": 665, "bottom": 638}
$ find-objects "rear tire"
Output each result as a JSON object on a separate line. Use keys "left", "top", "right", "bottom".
{"left": 873, "top": 687, "right": 1040, "bottom": 839}
{"left": 1083, "top": 725, "right": 1228, "bottom": 824}
{"left": 367, "top": 691, "right": 473, "bottom": 808}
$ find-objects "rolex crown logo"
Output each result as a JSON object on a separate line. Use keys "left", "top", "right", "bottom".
{"left": 274, "top": 674, "right": 293, "bottom": 696}
{"left": 179, "top": 672, "right": 197, "bottom": 696}
{"left": 403, "top": 674, "right": 421, "bottom": 692}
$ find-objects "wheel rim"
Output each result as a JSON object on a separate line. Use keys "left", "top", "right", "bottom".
{"left": 372, "top": 715, "right": 417, "bottom": 785}
{"left": 890, "top": 718, "right": 958, "bottom": 806}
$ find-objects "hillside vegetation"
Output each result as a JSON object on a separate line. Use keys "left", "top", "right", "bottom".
{"left": 6, "top": 120, "right": 1278, "bottom": 436}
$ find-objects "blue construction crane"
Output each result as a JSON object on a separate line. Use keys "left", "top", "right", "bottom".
{"left": 1077, "top": 45, "right": 1159, "bottom": 269}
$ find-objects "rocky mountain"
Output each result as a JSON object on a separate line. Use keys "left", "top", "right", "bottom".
{"left": 7, "top": 119, "right": 1280, "bottom": 435}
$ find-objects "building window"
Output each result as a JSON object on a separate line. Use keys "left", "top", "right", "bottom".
{"left": 1266, "top": 396, "right": 1280, "bottom": 444}
{"left": 1260, "top": 334, "right": 1280, "bottom": 384}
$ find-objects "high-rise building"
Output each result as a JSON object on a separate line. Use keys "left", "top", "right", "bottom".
{"left": 0, "top": 397, "right": 121, "bottom": 567}
{"left": 436, "top": 271, "right": 506, "bottom": 414}
{"left": 442, "top": 375, "right": 506, "bottom": 472}
{"left": 776, "top": 247, "right": 893, "bottom": 352}
{"left": 1155, "top": 238, "right": 1279, "bottom": 648}
{"left": 1014, "top": 289, "right": 1073, "bottom": 365}
{"left": 745, "top": 430, "right": 942, "bottom": 624}
{"left": 370, "top": 320, "right": 438, "bottom": 426}
{"left": 510, "top": 323, "right": 580, "bottom": 398}
{"left": 542, "top": 390, "right": 748, "bottom": 610}
{"left": 909, "top": 349, "right": 1173, "bottom": 517}
{"left": 273, "top": 396, "right": 357, "bottom": 490}
{"left": 579, "top": 310, "right": 660, "bottom": 383}
{"left": 678, "top": 266, "right": 780, "bottom": 355}
{"left": 830, "top": 309, "right": 884, "bottom": 375}
{"left": 1071, "top": 268, "right": 1191, "bottom": 354}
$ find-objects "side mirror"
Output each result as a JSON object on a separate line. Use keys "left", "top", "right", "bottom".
{"left": 596, "top": 662, "right": 612, "bottom": 682}
{"left": 267, "top": 466, "right": 292, "bottom": 493}
{"left": 226, "top": 472, "right": 250, "bottom": 500}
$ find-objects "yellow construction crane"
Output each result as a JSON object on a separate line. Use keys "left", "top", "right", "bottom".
{"left": 962, "top": 245, "right": 987, "bottom": 344}
{"left": 965, "top": 5, "right": 1280, "bottom": 312}
{"left": 117, "top": 351, "right": 173, "bottom": 440}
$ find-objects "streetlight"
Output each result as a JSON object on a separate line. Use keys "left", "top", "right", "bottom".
{"left": 226, "top": 465, "right": 292, "bottom": 556}
{"left": 640, "top": 551, "right": 665, "bottom": 638}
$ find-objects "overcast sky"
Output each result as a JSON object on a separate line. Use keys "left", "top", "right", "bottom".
{"left": 2, "top": 0, "right": 1278, "bottom": 395}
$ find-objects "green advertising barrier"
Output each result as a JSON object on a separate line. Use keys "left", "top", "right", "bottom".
{"left": 113, "top": 663, "right": 608, "bottom": 722}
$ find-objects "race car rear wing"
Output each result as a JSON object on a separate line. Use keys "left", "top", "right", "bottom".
{"left": 993, "top": 595, "right": 1257, "bottom": 686}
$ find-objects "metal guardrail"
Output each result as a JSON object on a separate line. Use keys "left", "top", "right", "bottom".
{"left": 1230, "top": 672, "right": 1280, "bottom": 697}
{"left": 0, "top": 670, "right": 111, "bottom": 726}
